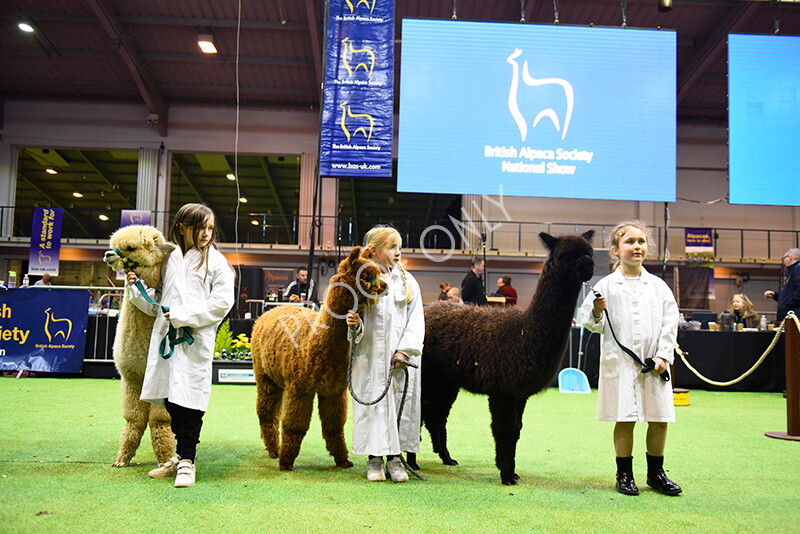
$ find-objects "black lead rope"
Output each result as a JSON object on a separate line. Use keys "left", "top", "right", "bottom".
{"left": 584, "top": 283, "right": 670, "bottom": 382}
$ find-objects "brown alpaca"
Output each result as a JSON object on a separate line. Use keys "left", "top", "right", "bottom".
{"left": 250, "top": 246, "right": 387, "bottom": 470}
{"left": 103, "top": 225, "right": 176, "bottom": 467}
{"left": 414, "top": 232, "right": 594, "bottom": 485}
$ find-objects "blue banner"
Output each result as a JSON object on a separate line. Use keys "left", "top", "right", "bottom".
{"left": 0, "top": 288, "right": 89, "bottom": 373}
{"left": 121, "top": 210, "right": 151, "bottom": 227}
{"left": 319, "top": 0, "right": 394, "bottom": 178}
{"left": 28, "top": 207, "right": 63, "bottom": 276}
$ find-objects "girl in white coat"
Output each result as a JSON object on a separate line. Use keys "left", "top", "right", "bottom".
{"left": 345, "top": 226, "right": 425, "bottom": 482}
{"left": 580, "top": 220, "right": 682, "bottom": 497}
{"left": 127, "top": 203, "right": 234, "bottom": 487}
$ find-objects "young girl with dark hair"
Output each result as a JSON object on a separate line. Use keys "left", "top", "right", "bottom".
{"left": 128, "top": 203, "right": 234, "bottom": 487}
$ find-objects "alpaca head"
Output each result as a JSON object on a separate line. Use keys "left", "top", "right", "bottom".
{"left": 104, "top": 225, "right": 176, "bottom": 288}
{"left": 326, "top": 246, "right": 388, "bottom": 314}
{"left": 539, "top": 230, "right": 595, "bottom": 283}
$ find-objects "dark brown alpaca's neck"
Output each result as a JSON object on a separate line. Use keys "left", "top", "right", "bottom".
{"left": 523, "top": 262, "right": 581, "bottom": 359}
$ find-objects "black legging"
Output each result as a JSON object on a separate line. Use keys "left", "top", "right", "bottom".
{"left": 164, "top": 399, "right": 205, "bottom": 462}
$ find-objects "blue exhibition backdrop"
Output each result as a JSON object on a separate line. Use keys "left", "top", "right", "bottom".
{"left": 397, "top": 19, "right": 676, "bottom": 201}
{"left": 729, "top": 34, "right": 800, "bottom": 206}
{"left": 0, "top": 288, "right": 89, "bottom": 373}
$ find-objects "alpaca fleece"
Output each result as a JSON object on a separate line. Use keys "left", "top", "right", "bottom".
{"left": 251, "top": 246, "right": 387, "bottom": 471}
{"left": 418, "top": 232, "right": 594, "bottom": 485}
{"left": 103, "top": 225, "right": 176, "bottom": 467}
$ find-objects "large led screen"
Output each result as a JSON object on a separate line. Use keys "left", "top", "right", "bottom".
{"left": 729, "top": 34, "right": 800, "bottom": 206}
{"left": 397, "top": 20, "right": 676, "bottom": 201}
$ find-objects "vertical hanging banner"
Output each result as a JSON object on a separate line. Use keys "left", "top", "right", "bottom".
{"left": 319, "top": 0, "right": 394, "bottom": 178}
{"left": 29, "top": 207, "right": 63, "bottom": 276}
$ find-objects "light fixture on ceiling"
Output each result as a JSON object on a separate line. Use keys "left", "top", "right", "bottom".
{"left": 251, "top": 220, "right": 258, "bottom": 226}
{"left": 198, "top": 33, "right": 217, "bottom": 54}
{"left": 98, "top": 214, "right": 109, "bottom": 221}
{"left": 226, "top": 173, "right": 236, "bottom": 180}
{"left": 45, "top": 168, "right": 57, "bottom": 174}
{"left": 73, "top": 192, "right": 83, "bottom": 198}
{"left": 239, "top": 197, "right": 248, "bottom": 203}
{"left": 658, "top": 0, "right": 672, "bottom": 13}
{"left": 18, "top": 22, "right": 34, "bottom": 33}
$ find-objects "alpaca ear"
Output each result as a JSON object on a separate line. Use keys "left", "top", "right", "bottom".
{"left": 158, "top": 242, "right": 176, "bottom": 254}
{"left": 581, "top": 230, "right": 595, "bottom": 244}
{"left": 340, "top": 246, "right": 362, "bottom": 273}
{"left": 539, "top": 232, "right": 559, "bottom": 251}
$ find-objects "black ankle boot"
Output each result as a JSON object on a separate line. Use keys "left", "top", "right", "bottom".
{"left": 615, "top": 456, "right": 639, "bottom": 496}
{"left": 646, "top": 453, "right": 682, "bottom": 495}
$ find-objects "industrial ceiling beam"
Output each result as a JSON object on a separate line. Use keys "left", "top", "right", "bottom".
{"left": 677, "top": 2, "right": 760, "bottom": 104}
{"left": 20, "top": 176, "right": 91, "bottom": 237}
{"left": 74, "top": 150, "right": 136, "bottom": 209}
{"left": 257, "top": 157, "right": 294, "bottom": 243}
{"left": 304, "top": 0, "right": 323, "bottom": 90}
{"left": 172, "top": 155, "right": 207, "bottom": 206}
{"left": 87, "top": 0, "right": 169, "bottom": 136}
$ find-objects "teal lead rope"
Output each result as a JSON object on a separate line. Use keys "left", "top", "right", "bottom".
{"left": 132, "top": 279, "right": 194, "bottom": 359}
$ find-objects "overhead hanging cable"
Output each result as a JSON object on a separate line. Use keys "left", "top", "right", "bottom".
{"left": 233, "top": 0, "right": 243, "bottom": 286}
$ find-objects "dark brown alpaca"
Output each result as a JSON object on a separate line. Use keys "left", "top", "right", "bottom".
{"left": 414, "top": 232, "right": 594, "bottom": 485}
{"left": 250, "top": 246, "right": 387, "bottom": 470}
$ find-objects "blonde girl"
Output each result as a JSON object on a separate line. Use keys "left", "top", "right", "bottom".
{"left": 580, "top": 220, "right": 682, "bottom": 496}
{"left": 727, "top": 293, "right": 761, "bottom": 329}
{"left": 345, "top": 225, "right": 425, "bottom": 482}
{"left": 128, "top": 203, "right": 235, "bottom": 487}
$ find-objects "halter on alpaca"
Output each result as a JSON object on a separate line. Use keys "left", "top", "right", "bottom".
{"left": 114, "top": 247, "right": 195, "bottom": 359}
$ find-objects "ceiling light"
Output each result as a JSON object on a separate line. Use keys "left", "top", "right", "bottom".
{"left": 98, "top": 214, "right": 109, "bottom": 221}
{"left": 239, "top": 197, "right": 247, "bottom": 203}
{"left": 45, "top": 168, "right": 57, "bottom": 174}
{"left": 226, "top": 173, "right": 236, "bottom": 181}
{"left": 18, "top": 22, "right": 34, "bottom": 33}
{"left": 251, "top": 220, "right": 258, "bottom": 226}
{"left": 73, "top": 192, "right": 83, "bottom": 198}
{"left": 198, "top": 34, "right": 217, "bottom": 54}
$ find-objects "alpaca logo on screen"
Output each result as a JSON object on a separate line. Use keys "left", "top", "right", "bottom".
{"left": 341, "top": 37, "right": 375, "bottom": 77}
{"left": 339, "top": 102, "right": 374, "bottom": 142}
{"left": 129, "top": 212, "right": 143, "bottom": 224}
{"left": 44, "top": 307, "right": 72, "bottom": 343}
{"left": 507, "top": 49, "right": 574, "bottom": 141}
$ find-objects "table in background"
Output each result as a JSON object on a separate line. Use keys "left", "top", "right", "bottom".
{"left": 557, "top": 328, "right": 786, "bottom": 393}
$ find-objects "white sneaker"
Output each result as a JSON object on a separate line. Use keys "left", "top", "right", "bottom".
{"left": 148, "top": 455, "right": 180, "bottom": 479}
{"left": 174, "top": 459, "right": 196, "bottom": 487}
{"left": 385, "top": 457, "right": 408, "bottom": 482}
{"left": 366, "top": 457, "right": 385, "bottom": 482}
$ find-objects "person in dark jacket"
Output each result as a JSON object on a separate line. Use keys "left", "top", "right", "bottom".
{"left": 765, "top": 248, "right": 800, "bottom": 321}
{"left": 461, "top": 257, "right": 487, "bottom": 306}
{"left": 283, "top": 266, "right": 317, "bottom": 305}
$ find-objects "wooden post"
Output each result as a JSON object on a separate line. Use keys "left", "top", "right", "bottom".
{"left": 765, "top": 317, "right": 800, "bottom": 441}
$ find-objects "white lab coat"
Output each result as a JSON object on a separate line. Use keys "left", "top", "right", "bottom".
{"left": 580, "top": 267, "right": 678, "bottom": 422}
{"left": 348, "top": 265, "right": 425, "bottom": 456}
{"left": 130, "top": 246, "right": 234, "bottom": 412}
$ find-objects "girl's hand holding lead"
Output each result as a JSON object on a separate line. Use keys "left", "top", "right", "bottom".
{"left": 346, "top": 310, "right": 359, "bottom": 327}
{"left": 592, "top": 296, "right": 607, "bottom": 318}
{"left": 653, "top": 357, "right": 667, "bottom": 375}
{"left": 126, "top": 270, "right": 138, "bottom": 285}
{"left": 393, "top": 351, "right": 408, "bottom": 370}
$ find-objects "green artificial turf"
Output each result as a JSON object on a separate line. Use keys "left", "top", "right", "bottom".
{"left": 1, "top": 377, "right": 798, "bottom": 533}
